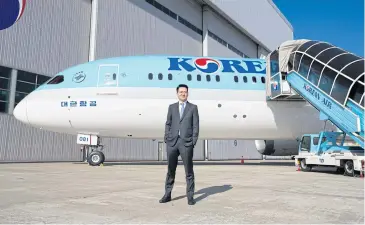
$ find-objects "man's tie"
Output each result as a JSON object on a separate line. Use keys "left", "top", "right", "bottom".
{"left": 180, "top": 102, "right": 185, "bottom": 119}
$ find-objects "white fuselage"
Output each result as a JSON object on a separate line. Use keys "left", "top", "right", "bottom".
{"left": 21, "top": 87, "right": 331, "bottom": 140}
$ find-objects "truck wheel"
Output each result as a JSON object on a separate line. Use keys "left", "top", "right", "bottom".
{"left": 300, "top": 159, "right": 312, "bottom": 172}
{"left": 344, "top": 160, "right": 354, "bottom": 176}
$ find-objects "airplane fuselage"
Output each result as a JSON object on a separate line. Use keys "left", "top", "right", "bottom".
{"left": 15, "top": 55, "right": 331, "bottom": 142}
{"left": 23, "top": 87, "right": 325, "bottom": 141}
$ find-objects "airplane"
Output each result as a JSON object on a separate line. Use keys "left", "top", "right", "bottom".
{"left": 12, "top": 55, "right": 336, "bottom": 165}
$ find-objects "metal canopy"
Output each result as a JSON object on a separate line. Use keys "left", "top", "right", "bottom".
{"left": 277, "top": 39, "right": 364, "bottom": 106}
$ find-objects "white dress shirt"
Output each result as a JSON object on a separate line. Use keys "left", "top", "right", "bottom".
{"left": 178, "top": 101, "right": 186, "bottom": 135}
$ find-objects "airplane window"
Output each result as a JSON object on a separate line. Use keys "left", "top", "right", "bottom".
{"left": 197, "top": 74, "right": 201, "bottom": 81}
{"left": 215, "top": 75, "right": 220, "bottom": 82}
{"left": 261, "top": 76, "right": 265, "bottom": 83}
{"left": 252, "top": 76, "right": 257, "bottom": 83}
{"left": 234, "top": 76, "right": 238, "bottom": 82}
{"left": 47, "top": 75, "right": 64, "bottom": 84}
{"left": 243, "top": 76, "right": 247, "bottom": 83}
{"left": 148, "top": 73, "right": 153, "bottom": 80}
{"left": 158, "top": 73, "right": 163, "bottom": 80}
{"left": 187, "top": 74, "right": 192, "bottom": 81}
{"left": 206, "top": 75, "right": 211, "bottom": 82}
{"left": 168, "top": 73, "right": 172, "bottom": 80}
{"left": 113, "top": 73, "right": 116, "bottom": 80}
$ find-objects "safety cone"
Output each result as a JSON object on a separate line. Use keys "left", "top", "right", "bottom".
{"left": 240, "top": 156, "right": 244, "bottom": 164}
{"left": 296, "top": 160, "right": 301, "bottom": 171}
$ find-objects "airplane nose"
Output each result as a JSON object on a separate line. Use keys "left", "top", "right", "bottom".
{"left": 13, "top": 99, "right": 29, "bottom": 124}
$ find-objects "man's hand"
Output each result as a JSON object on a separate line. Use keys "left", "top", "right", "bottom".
{"left": 192, "top": 105, "right": 199, "bottom": 146}
{"left": 164, "top": 105, "right": 172, "bottom": 143}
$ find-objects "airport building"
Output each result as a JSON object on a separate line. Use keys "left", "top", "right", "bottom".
{"left": 0, "top": 0, "right": 293, "bottom": 162}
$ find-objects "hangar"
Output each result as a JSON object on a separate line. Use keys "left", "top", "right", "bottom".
{"left": 0, "top": 0, "right": 293, "bottom": 162}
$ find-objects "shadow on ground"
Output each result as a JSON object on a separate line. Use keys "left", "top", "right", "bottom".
{"left": 170, "top": 184, "right": 233, "bottom": 203}
{"left": 78, "top": 160, "right": 296, "bottom": 167}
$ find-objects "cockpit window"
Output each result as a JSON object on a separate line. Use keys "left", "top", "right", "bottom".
{"left": 47, "top": 75, "right": 64, "bottom": 84}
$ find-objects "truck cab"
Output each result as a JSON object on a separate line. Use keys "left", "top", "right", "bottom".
{"left": 296, "top": 131, "right": 364, "bottom": 177}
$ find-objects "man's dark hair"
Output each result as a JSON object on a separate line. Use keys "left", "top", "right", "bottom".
{"left": 176, "top": 84, "right": 188, "bottom": 92}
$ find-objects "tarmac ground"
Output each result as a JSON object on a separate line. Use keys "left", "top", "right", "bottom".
{"left": 0, "top": 160, "right": 364, "bottom": 224}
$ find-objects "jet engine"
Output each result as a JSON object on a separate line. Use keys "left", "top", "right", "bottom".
{"left": 254, "top": 139, "right": 299, "bottom": 156}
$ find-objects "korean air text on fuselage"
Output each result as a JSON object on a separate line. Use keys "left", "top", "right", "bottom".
{"left": 167, "top": 57, "right": 266, "bottom": 74}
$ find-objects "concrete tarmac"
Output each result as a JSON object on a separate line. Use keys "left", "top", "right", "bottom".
{"left": 0, "top": 160, "right": 364, "bottom": 224}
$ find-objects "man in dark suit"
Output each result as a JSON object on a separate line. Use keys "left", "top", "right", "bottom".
{"left": 159, "top": 84, "right": 199, "bottom": 205}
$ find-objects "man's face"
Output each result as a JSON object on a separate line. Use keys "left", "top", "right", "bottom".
{"left": 177, "top": 87, "right": 188, "bottom": 102}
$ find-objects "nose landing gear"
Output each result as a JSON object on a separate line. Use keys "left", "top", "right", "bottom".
{"left": 77, "top": 134, "right": 105, "bottom": 166}
{"left": 85, "top": 145, "right": 105, "bottom": 166}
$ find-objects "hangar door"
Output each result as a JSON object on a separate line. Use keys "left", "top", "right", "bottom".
{"left": 207, "top": 140, "right": 263, "bottom": 160}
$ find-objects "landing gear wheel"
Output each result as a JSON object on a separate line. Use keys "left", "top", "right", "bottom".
{"left": 300, "top": 159, "right": 312, "bottom": 172}
{"left": 344, "top": 160, "right": 354, "bottom": 176}
{"left": 88, "top": 151, "right": 105, "bottom": 166}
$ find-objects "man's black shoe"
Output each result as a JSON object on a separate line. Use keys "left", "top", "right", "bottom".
{"left": 159, "top": 195, "right": 171, "bottom": 203}
{"left": 187, "top": 198, "right": 196, "bottom": 205}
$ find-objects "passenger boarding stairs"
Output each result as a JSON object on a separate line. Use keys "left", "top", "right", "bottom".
{"left": 265, "top": 39, "right": 364, "bottom": 149}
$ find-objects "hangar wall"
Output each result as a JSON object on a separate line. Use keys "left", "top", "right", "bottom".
{"left": 0, "top": 0, "right": 91, "bottom": 76}
{"left": 95, "top": 0, "right": 202, "bottom": 58}
{"left": 204, "top": 9, "right": 257, "bottom": 58}
{"left": 0, "top": 0, "right": 293, "bottom": 162}
{"left": 206, "top": 0, "right": 294, "bottom": 51}
{"left": 0, "top": 114, "right": 83, "bottom": 162}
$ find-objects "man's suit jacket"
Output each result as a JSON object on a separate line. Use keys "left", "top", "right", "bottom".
{"left": 164, "top": 101, "right": 199, "bottom": 147}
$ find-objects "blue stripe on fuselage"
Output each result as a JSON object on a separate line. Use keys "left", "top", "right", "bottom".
{"left": 35, "top": 55, "right": 267, "bottom": 91}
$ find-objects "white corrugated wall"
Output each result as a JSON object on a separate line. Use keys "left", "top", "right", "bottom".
{"left": 0, "top": 0, "right": 91, "bottom": 75}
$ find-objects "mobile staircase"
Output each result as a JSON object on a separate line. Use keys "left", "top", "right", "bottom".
{"left": 265, "top": 39, "right": 364, "bottom": 176}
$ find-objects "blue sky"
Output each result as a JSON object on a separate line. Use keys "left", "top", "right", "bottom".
{"left": 273, "top": 0, "right": 364, "bottom": 57}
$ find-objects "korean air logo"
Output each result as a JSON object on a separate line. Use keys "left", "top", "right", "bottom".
{"left": 194, "top": 58, "right": 221, "bottom": 73}
{"left": 0, "top": 0, "right": 27, "bottom": 31}
{"left": 72, "top": 71, "right": 86, "bottom": 83}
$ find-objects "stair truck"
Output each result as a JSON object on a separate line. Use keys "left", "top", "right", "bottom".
{"left": 265, "top": 39, "right": 364, "bottom": 177}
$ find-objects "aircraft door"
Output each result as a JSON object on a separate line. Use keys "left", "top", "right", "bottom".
{"left": 97, "top": 64, "right": 119, "bottom": 87}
